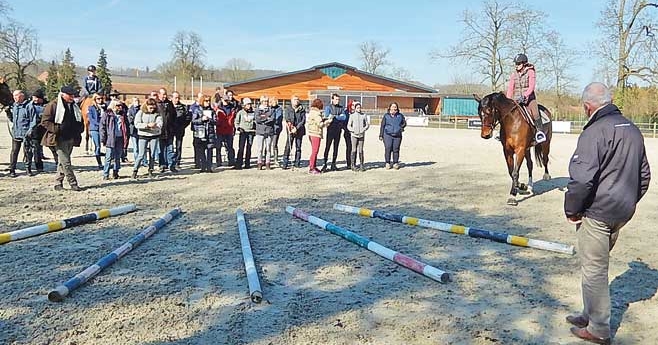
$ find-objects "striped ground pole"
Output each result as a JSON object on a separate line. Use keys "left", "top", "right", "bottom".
{"left": 0, "top": 204, "right": 137, "bottom": 245}
{"left": 47, "top": 207, "right": 181, "bottom": 302}
{"left": 333, "top": 204, "right": 575, "bottom": 255}
{"left": 286, "top": 206, "right": 449, "bottom": 283}
{"left": 236, "top": 209, "right": 263, "bottom": 303}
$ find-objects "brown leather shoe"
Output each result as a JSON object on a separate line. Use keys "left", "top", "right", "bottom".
{"left": 566, "top": 314, "right": 589, "bottom": 328}
{"left": 570, "top": 327, "right": 610, "bottom": 345}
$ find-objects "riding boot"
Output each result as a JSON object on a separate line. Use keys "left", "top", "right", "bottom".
{"left": 359, "top": 152, "right": 365, "bottom": 172}
{"left": 534, "top": 118, "right": 546, "bottom": 143}
{"left": 26, "top": 163, "right": 34, "bottom": 177}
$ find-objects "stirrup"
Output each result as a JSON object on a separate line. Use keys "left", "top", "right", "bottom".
{"left": 535, "top": 131, "right": 546, "bottom": 144}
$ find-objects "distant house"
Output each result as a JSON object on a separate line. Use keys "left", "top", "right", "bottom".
{"left": 225, "top": 62, "right": 441, "bottom": 114}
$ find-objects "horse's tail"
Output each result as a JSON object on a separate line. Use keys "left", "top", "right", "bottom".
{"left": 534, "top": 145, "right": 544, "bottom": 168}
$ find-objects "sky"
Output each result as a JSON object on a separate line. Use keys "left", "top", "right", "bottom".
{"left": 9, "top": 0, "right": 605, "bottom": 91}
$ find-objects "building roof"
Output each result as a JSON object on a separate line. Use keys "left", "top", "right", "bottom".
{"left": 225, "top": 62, "right": 437, "bottom": 94}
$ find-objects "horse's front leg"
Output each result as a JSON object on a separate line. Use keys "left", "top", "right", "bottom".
{"left": 504, "top": 149, "right": 519, "bottom": 205}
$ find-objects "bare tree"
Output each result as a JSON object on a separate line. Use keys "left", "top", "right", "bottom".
{"left": 388, "top": 66, "right": 413, "bottom": 81}
{"left": 0, "top": 20, "right": 39, "bottom": 89}
{"left": 359, "top": 41, "right": 390, "bottom": 74}
{"left": 508, "top": 5, "right": 547, "bottom": 63}
{"left": 597, "top": 0, "right": 658, "bottom": 88}
{"left": 432, "top": 0, "right": 516, "bottom": 91}
{"left": 542, "top": 30, "right": 579, "bottom": 106}
{"left": 224, "top": 58, "right": 255, "bottom": 82}
{"left": 170, "top": 30, "right": 206, "bottom": 78}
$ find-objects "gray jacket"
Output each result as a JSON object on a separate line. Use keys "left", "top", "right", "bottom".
{"left": 347, "top": 111, "right": 370, "bottom": 138}
{"left": 134, "top": 110, "right": 162, "bottom": 138}
{"left": 564, "top": 104, "right": 651, "bottom": 224}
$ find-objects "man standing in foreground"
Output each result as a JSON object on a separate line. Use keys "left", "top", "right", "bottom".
{"left": 564, "top": 82, "right": 650, "bottom": 344}
{"left": 41, "top": 86, "right": 85, "bottom": 191}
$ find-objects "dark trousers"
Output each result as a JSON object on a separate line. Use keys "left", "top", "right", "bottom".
{"left": 10, "top": 138, "right": 33, "bottom": 172}
{"left": 236, "top": 132, "right": 254, "bottom": 168}
{"left": 30, "top": 137, "right": 44, "bottom": 170}
{"left": 342, "top": 125, "right": 352, "bottom": 167}
{"left": 323, "top": 125, "right": 342, "bottom": 165}
{"left": 383, "top": 134, "right": 402, "bottom": 164}
{"left": 216, "top": 134, "right": 236, "bottom": 166}
{"left": 174, "top": 132, "right": 184, "bottom": 166}
{"left": 193, "top": 137, "right": 214, "bottom": 171}
{"left": 283, "top": 133, "right": 303, "bottom": 167}
{"left": 159, "top": 137, "right": 175, "bottom": 169}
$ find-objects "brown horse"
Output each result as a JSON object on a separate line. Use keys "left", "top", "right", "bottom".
{"left": 0, "top": 78, "right": 14, "bottom": 138}
{"left": 474, "top": 92, "right": 552, "bottom": 206}
{"left": 80, "top": 96, "right": 94, "bottom": 153}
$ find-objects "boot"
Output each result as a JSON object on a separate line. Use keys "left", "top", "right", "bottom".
{"left": 26, "top": 164, "right": 34, "bottom": 177}
{"left": 330, "top": 162, "right": 337, "bottom": 171}
{"left": 350, "top": 152, "right": 357, "bottom": 171}
{"left": 9, "top": 170, "right": 17, "bottom": 178}
{"left": 95, "top": 155, "right": 103, "bottom": 170}
{"left": 359, "top": 153, "right": 365, "bottom": 172}
{"left": 534, "top": 118, "right": 546, "bottom": 143}
{"left": 132, "top": 170, "right": 138, "bottom": 179}
{"left": 320, "top": 162, "right": 327, "bottom": 172}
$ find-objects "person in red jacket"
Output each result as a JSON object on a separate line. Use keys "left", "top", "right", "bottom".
{"left": 215, "top": 96, "right": 237, "bottom": 167}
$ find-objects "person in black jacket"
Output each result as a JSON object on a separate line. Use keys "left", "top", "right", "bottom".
{"left": 282, "top": 95, "right": 305, "bottom": 169}
{"left": 564, "top": 82, "right": 651, "bottom": 345}
{"left": 171, "top": 91, "right": 190, "bottom": 169}
{"left": 379, "top": 102, "right": 406, "bottom": 170}
{"left": 156, "top": 88, "right": 178, "bottom": 173}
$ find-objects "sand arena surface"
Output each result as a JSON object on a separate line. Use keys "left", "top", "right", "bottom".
{"left": 1, "top": 118, "right": 657, "bottom": 345}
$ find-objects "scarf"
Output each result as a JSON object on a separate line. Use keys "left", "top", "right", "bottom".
{"left": 55, "top": 93, "right": 82, "bottom": 124}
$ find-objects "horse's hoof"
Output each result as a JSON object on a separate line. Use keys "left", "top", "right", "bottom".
{"left": 519, "top": 183, "right": 527, "bottom": 191}
{"left": 507, "top": 198, "right": 518, "bottom": 206}
{"left": 543, "top": 173, "right": 551, "bottom": 181}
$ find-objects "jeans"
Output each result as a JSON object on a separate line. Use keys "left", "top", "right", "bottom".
{"left": 133, "top": 137, "right": 159, "bottom": 172}
{"left": 131, "top": 135, "right": 148, "bottom": 165}
{"left": 194, "top": 137, "right": 214, "bottom": 171}
{"left": 174, "top": 133, "right": 185, "bottom": 166}
{"left": 283, "top": 133, "right": 303, "bottom": 167}
{"left": 216, "top": 134, "right": 236, "bottom": 165}
{"left": 158, "top": 137, "right": 175, "bottom": 169}
{"left": 103, "top": 137, "right": 124, "bottom": 177}
{"left": 383, "top": 134, "right": 402, "bottom": 164}
{"left": 236, "top": 131, "right": 254, "bottom": 168}
{"left": 254, "top": 134, "right": 272, "bottom": 164}
{"left": 55, "top": 139, "right": 78, "bottom": 186}
{"left": 90, "top": 130, "right": 101, "bottom": 157}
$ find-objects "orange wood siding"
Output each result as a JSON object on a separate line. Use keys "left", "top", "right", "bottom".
{"left": 377, "top": 96, "right": 414, "bottom": 109}
{"left": 230, "top": 70, "right": 431, "bottom": 101}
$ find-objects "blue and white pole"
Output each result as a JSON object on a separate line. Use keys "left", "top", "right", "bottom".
{"left": 0, "top": 204, "right": 137, "bottom": 245}
{"left": 333, "top": 203, "right": 575, "bottom": 255}
{"left": 236, "top": 208, "right": 263, "bottom": 303}
{"left": 48, "top": 207, "right": 181, "bottom": 302}
{"left": 286, "top": 206, "right": 449, "bottom": 283}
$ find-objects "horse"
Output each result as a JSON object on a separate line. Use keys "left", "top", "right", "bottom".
{"left": 0, "top": 78, "right": 14, "bottom": 138}
{"left": 79, "top": 96, "right": 94, "bottom": 153}
{"left": 473, "top": 92, "right": 552, "bottom": 206}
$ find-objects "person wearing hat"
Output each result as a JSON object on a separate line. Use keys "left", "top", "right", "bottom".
{"left": 506, "top": 53, "right": 545, "bottom": 144}
{"left": 40, "top": 85, "right": 85, "bottom": 191}
{"left": 81, "top": 65, "right": 103, "bottom": 98}
{"left": 234, "top": 97, "right": 256, "bottom": 169}
{"left": 26, "top": 88, "right": 57, "bottom": 172}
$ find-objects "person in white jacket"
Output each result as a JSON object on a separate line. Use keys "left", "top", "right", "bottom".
{"left": 132, "top": 98, "right": 162, "bottom": 178}
{"left": 346, "top": 101, "right": 369, "bottom": 172}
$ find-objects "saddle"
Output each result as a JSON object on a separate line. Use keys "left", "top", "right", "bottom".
{"left": 518, "top": 105, "right": 549, "bottom": 145}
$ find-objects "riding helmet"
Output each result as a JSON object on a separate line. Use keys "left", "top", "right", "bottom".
{"left": 87, "top": 65, "right": 97, "bottom": 72}
{"left": 514, "top": 53, "right": 528, "bottom": 64}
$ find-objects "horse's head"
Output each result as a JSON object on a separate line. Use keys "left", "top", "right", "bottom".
{"left": 0, "top": 80, "right": 13, "bottom": 108}
{"left": 474, "top": 92, "right": 506, "bottom": 139}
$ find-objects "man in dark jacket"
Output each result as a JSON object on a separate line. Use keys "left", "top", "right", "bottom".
{"left": 40, "top": 86, "right": 85, "bottom": 191}
{"left": 282, "top": 95, "right": 306, "bottom": 169}
{"left": 322, "top": 93, "right": 348, "bottom": 171}
{"left": 171, "top": 91, "right": 190, "bottom": 168}
{"left": 564, "top": 82, "right": 651, "bottom": 344}
{"left": 156, "top": 88, "right": 178, "bottom": 173}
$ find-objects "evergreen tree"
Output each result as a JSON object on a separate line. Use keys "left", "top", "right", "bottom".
{"left": 45, "top": 60, "right": 60, "bottom": 101}
{"left": 96, "top": 48, "right": 112, "bottom": 95}
{"left": 59, "top": 48, "right": 79, "bottom": 90}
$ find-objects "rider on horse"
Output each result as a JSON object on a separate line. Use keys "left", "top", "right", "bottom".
{"left": 506, "top": 53, "right": 546, "bottom": 144}
{"left": 81, "top": 65, "right": 103, "bottom": 98}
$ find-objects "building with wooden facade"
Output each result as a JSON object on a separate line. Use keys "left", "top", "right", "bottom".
{"left": 225, "top": 62, "right": 441, "bottom": 114}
